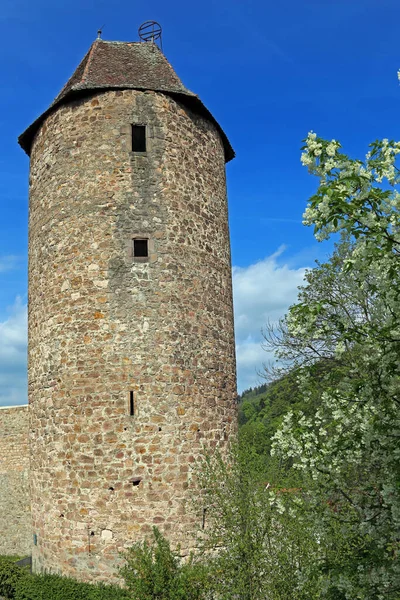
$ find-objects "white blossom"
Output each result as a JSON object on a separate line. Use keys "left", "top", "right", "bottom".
{"left": 270, "top": 133, "right": 400, "bottom": 597}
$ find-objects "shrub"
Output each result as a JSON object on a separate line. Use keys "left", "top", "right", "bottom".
{"left": 14, "top": 573, "right": 129, "bottom": 600}
{"left": 0, "top": 556, "right": 29, "bottom": 599}
{"left": 120, "top": 527, "right": 209, "bottom": 600}
{"left": 90, "top": 582, "right": 130, "bottom": 600}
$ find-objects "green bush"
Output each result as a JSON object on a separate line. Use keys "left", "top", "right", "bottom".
{"left": 120, "top": 527, "right": 209, "bottom": 600}
{"left": 90, "top": 582, "right": 130, "bottom": 600}
{"left": 14, "top": 573, "right": 129, "bottom": 600}
{"left": 0, "top": 556, "right": 29, "bottom": 599}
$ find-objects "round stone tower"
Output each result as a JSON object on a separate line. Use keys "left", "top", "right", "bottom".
{"left": 19, "top": 36, "right": 236, "bottom": 581}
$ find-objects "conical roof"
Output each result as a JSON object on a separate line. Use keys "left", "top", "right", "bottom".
{"left": 18, "top": 40, "right": 234, "bottom": 161}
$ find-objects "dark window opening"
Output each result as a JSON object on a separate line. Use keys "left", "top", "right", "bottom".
{"left": 202, "top": 508, "right": 207, "bottom": 530}
{"left": 133, "top": 239, "right": 148, "bottom": 258}
{"left": 131, "top": 477, "right": 142, "bottom": 487}
{"left": 132, "top": 125, "right": 146, "bottom": 152}
{"left": 129, "top": 391, "right": 135, "bottom": 416}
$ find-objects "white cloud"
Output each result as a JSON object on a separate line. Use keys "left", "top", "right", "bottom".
{"left": 233, "top": 247, "right": 309, "bottom": 393}
{"left": 0, "top": 297, "right": 27, "bottom": 406}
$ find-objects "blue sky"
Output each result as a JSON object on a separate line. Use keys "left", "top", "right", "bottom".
{"left": 1, "top": 0, "right": 400, "bottom": 404}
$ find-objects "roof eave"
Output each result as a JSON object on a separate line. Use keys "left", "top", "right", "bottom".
{"left": 18, "top": 86, "right": 234, "bottom": 162}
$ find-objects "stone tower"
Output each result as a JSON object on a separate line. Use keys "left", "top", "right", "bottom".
{"left": 19, "top": 35, "right": 236, "bottom": 581}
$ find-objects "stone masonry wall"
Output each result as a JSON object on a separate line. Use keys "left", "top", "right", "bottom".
{"left": 0, "top": 406, "right": 31, "bottom": 556}
{"left": 28, "top": 89, "right": 237, "bottom": 581}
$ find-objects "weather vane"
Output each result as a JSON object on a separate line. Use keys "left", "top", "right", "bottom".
{"left": 138, "top": 20, "right": 163, "bottom": 51}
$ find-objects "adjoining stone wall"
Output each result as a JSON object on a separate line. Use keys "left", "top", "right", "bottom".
{"left": 28, "top": 89, "right": 237, "bottom": 581}
{"left": 0, "top": 406, "right": 31, "bottom": 556}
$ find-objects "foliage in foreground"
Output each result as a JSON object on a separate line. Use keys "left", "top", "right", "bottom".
{"left": 120, "top": 527, "right": 209, "bottom": 600}
{"left": 196, "top": 443, "right": 322, "bottom": 600}
{"left": 229, "top": 134, "right": 400, "bottom": 599}
{"left": 265, "top": 134, "right": 400, "bottom": 598}
{"left": 14, "top": 573, "right": 129, "bottom": 600}
{"left": 0, "top": 556, "right": 29, "bottom": 599}
{"left": 0, "top": 556, "right": 128, "bottom": 600}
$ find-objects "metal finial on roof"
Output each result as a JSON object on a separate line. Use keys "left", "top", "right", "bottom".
{"left": 97, "top": 25, "right": 105, "bottom": 39}
{"left": 138, "top": 20, "right": 163, "bottom": 51}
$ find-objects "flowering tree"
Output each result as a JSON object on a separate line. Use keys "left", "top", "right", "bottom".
{"left": 270, "top": 134, "right": 400, "bottom": 598}
{"left": 196, "top": 443, "right": 321, "bottom": 600}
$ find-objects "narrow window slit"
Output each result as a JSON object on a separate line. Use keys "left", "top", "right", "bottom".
{"left": 202, "top": 508, "right": 207, "bottom": 530}
{"left": 129, "top": 391, "right": 135, "bottom": 416}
